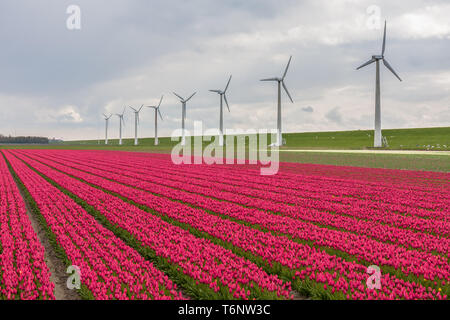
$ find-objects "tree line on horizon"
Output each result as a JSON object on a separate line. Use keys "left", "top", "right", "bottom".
{"left": 0, "top": 135, "right": 49, "bottom": 144}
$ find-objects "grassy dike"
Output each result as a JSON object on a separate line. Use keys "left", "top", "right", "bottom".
{"left": 60, "top": 127, "right": 450, "bottom": 151}
{"left": 1, "top": 127, "right": 449, "bottom": 172}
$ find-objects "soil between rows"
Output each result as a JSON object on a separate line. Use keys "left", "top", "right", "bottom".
{"left": 12, "top": 173, "right": 81, "bottom": 300}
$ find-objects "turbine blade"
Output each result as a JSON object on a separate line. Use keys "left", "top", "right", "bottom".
{"left": 186, "top": 92, "right": 196, "bottom": 102}
{"left": 356, "top": 58, "right": 376, "bottom": 70}
{"left": 138, "top": 104, "right": 144, "bottom": 112}
{"left": 224, "top": 94, "right": 230, "bottom": 112}
{"left": 158, "top": 95, "right": 164, "bottom": 108}
{"left": 260, "top": 78, "right": 279, "bottom": 82}
{"left": 382, "top": 20, "right": 387, "bottom": 56}
{"left": 383, "top": 59, "right": 402, "bottom": 81}
{"left": 282, "top": 81, "right": 294, "bottom": 103}
{"left": 130, "top": 106, "right": 137, "bottom": 112}
{"left": 209, "top": 90, "right": 221, "bottom": 93}
{"left": 173, "top": 92, "right": 184, "bottom": 101}
{"left": 282, "top": 56, "right": 292, "bottom": 80}
{"left": 158, "top": 108, "right": 163, "bottom": 121}
{"left": 224, "top": 75, "right": 232, "bottom": 93}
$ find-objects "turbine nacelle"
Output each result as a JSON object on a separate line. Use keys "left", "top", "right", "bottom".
{"left": 145, "top": 96, "right": 164, "bottom": 121}
{"left": 210, "top": 75, "right": 232, "bottom": 112}
{"left": 260, "top": 56, "right": 294, "bottom": 103}
{"left": 130, "top": 105, "right": 144, "bottom": 114}
{"left": 372, "top": 55, "right": 383, "bottom": 60}
{"left": 173, "top": 92, "right": 196, "bottom": 104}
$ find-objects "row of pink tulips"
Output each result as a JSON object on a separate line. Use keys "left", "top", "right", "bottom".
{"left": 53, "top": 152, "right": 449, "bottom": 248}
{"left": 277, "top": 160, "right": 450, "bottom": 190}
{"left": 125, "top": 149, "right": 450, "bottom": 200}
{"left": 4, "top": 152, "right": 183, "bottom": 300}
{"left": 63, "top": 150, "right": 448, "bottom": 219}
{"left": 0, "top": 153, "right": 54, "bottom": 300}
{"left": 8, "top": 151, "right": 292, "bottom": 300}
{"left": 133, "top": 156, "right": 449, "bottom": 225}
{"left": 15, "top": 151, "right": 448, "bottom": 299}
{"left": 23, "top": 150, "right": 449, "bottom": 283}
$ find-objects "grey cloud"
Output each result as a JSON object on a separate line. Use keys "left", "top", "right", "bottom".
{"left": 325, "top": 107, "right": 343, "bottom": 124}
{"left": 0, "top": 0, "right": 449, "bottom": 140}
{"left": 302, "top": 106, "right": 314, "bottom": 113}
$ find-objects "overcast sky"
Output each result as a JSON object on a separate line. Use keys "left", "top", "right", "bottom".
{"left": 0, "top": 0, "right": 449, "bottom": 140}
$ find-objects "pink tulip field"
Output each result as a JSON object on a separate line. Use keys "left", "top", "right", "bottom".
{"left": 0, "top": 149, "right": 448, "bottom": 300}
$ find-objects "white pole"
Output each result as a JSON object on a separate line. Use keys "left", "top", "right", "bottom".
{"left": 219, "top": 95, "right": 224, "bottom": 147}
{"left": 182, "top": 102, "right": 186, "bottom": 146}
{"left": 134, "top": 112, "right": 138, "bottom": 146}
{"left": 155, "top": 109, "right": 159, "bottom": 146}
{"left": 105, "top": 119, "right": 109, "bottom": 145}
{"left": 277, "top": 81, "right": 282, "bottom": 147}
{"left": 374, "top": 60, "right": 382, "bottom": 148}
{"left": 119, "top": 118, "right": 123, "bottom": 145}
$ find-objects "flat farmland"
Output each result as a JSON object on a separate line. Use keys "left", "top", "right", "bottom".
{"left": 0, "top": 149, "right": 448, "bottom": 300}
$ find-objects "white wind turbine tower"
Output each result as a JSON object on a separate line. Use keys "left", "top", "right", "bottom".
{"left": 210, "top": 75, "right": 232, "bottom": 146}
{"left": 102, "top": 113, "right": 112, "bottom": 145}
{"left": 260, "top": 56, "right": 294, "bottom": 147}
{"left": 173, "top": 92, "right": 196, "bottom": 146}
{"left": 115, "top": 108, "right": 126, "bottom": 146}
{"left": 130, "top": 105, "right": 144, "bottom": 146}
{"left": 357, "top": 21, "right": 402, "bottom": 148}
{"left": 145, "top": 96, "right": 164, "bottom": 146}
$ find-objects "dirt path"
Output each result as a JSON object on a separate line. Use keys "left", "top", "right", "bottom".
{"left": 14, "top": 178, "right": 80, "bottom": 300}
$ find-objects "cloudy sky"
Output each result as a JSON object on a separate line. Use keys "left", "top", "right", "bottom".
{"left": 0, "top": 0, "right": 449, "bottom": 140}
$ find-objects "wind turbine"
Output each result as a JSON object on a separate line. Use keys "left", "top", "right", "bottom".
{"left": 146, "top": 96, "right": 164, "bottom": 146}
{"left": 210, "top": 75, "right": 232, "bottom": 146}
{"left": 130, "top": 105, "right": 144, "bottom": 146}
{"left": 261, "top": 56, "right": 294, "bottom": 147}
{"left": 102, "top": 113, "right": 112, "bottom": 145}
{"left": 356, "top": 20, "right": 402, "bottom": 148}
{"left": 115, "top": 108, "right": 126, "bottom": 146}
{"left": 173, "top": 92, "right": 196, "bottom": 146}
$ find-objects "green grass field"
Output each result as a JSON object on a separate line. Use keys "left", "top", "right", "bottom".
{"left": 58, "top": 127, "right": 449, "bottom": 151}
{"left": 1, "top": 127, "right": 449, "bottom": 172}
